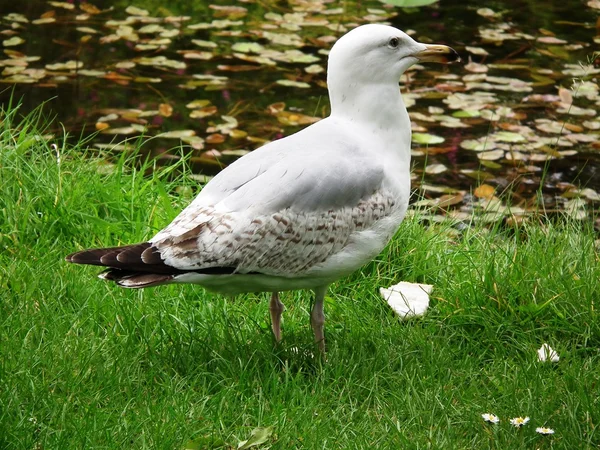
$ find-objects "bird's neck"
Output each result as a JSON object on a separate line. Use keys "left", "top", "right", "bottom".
{"left": 329, "top": 81, "right": 411, "bottom": 160}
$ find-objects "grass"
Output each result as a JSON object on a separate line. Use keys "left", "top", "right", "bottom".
{"left": 1, "top": 104, "right": 599, "bottom": 450}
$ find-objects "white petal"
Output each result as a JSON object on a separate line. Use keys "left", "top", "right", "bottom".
{"left": 537, "top": 343, "right": 560, "bottom": 362}
{"left": 380, "top": 282, "right": 433, "bottom": 319}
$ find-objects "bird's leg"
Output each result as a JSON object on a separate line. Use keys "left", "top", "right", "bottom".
{"left": 269, "top": 292, "right": 285, "bottom": 343}
{"left": 311, "top": 286, "right": 328, "bottom": 352}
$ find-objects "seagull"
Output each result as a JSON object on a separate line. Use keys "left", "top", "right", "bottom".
{"left": 66, "top": 24, "right": 459, "bottom": 351}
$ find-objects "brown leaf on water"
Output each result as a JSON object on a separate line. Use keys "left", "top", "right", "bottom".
{"left": 267, "top": 102, "right": 286, "bottom": 115}
{"left": 465, "top": 61, "right": 488, "bottom": 73}
{"left": 230, "top": 129, "right": 248, "bottom": 139}
{"left": 563, "top": 123, "right": 584, "bottom": 133}
{"left": 209, "top": 5, "right": 247, "bottom": 19}
{"left": 276, "top": 111, "right": 320, "bottom": 126}
{"left": 159, "top": 103, "right": 173, "bottom": 117}
{"left": 103, "top": 72, "right": 132, "bottom": 82}
{"left": 437, "top": 193, "right": 464, "bottom": 208}
{"left": 217, "top": 65, "right": 262, "bottom": 72}
{"left": 474, "top": 184, "right": 496, "bottom": 199}
{"left": 190, "top": 106, "right": 217, "bottom": 119}
{"left": 178, "top": 50, "right": 213, "bottom": 60}
{"left": 206, "top": 133, "right": 226, "bottom": 144}
{"left": 558, "top": 87, "right": 573, "bottom": 105}
{"left": 537, "top": 36, "right": 567, "bottom": 44}
{"left": 80, "top": 3, "right": 102, "bottom": 14}
{"left": 186, "top": 100, "right": 211, "bottom": 109}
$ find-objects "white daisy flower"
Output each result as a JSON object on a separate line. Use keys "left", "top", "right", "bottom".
{"left": 536, "top": 427, "right": 555, "bottom": 435}
{"left": 537, "top": 343, "right": 559, "bottom": 362}
{"left": 510, "top": 416, "right": 530, "bottom": 427}
{"left": 481, "top": 413, "right": 500, "bottom": 424}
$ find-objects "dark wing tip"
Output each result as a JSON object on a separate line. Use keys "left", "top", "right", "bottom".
{"left": 99, "top": 269, "right": 174, "bottom": 288}
{"left": 65, "top": 243, "right": 154, "bottom": 267}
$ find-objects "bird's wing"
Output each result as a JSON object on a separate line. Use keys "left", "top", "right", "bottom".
{"left": 151, "top": 119, "right": 398, "bottom": 275}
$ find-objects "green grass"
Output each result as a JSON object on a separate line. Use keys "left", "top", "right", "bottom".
{"left": 1, "top": 104, "right": 599, "bottom": 449}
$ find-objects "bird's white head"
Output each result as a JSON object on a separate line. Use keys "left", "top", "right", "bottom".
{"left": 328, "top": 24, "right": 460, "bottom": 85}
{"left": 326, "top": 24, "right": 459, "bottom": 122}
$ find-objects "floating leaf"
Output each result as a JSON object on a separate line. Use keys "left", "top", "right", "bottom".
{"left": 136, "top": 56, "right": 186, "bottom": 69}
{"left": 465, "top": 46, "right": 489, "bottom": 56}
{"left": 304, "top": 64, "right": 324, "bottom": 74}
{"left": 465, "top": 62, "right": 488, "bottom": 73}
{"left": 452, "top": 110, "right": 480, "bottom": 118}
{"left": 222, "top": 149, "right": 250, "bottom": 157}
{"left": 493, "top": 131, "right": 526, "bottom": 143}
{"left": 412, "top": 133, "right": 445, "bottom": 145}
{"left": 380, "top": 0, "right": 438, "bottom": 6}
{"left": 478, "top": 149, "right": 505, "bottom": 160}
{"left": 80, "top": 3, "right": 102, "bottom": 14}
{"left": 3, "top": 37, "right": 25, "bottom": 47}
{"left": 4, "top": 13, "right": 28, "bottom": 23}
{"left": 206, "top": 133, "right": 226, "bottom": 144}
{"left": 48, "top": 1, "right": 75, "bottom": 10}
{"left": 262, "top": 31, "right": 303, "bottom": 47}
{"left": 537, "top": 36, "right": 567, "bottom": 45}
{"left": 477, "top": 8, "right": 500, "bottom": 17}
{"left": 125, "top": 6, "right": 149, "bottom": 16}
{"left": 230, "top": 129, "right": 248, "bottom": 139}
{"left": 474, "top": 184, "right": 496, "bottom": 199}
{"left": 425, "top": 163, "right": 448, "bottom": 174}
{"left": 157, "top": 130, "right": 196, "bottom": 139}
{"left": 190, "top": 106, "right": 217, "bottom": 118}
{"left": 33, "top": 18, "right": 56, "bottom": 25}
{"left": 276, "top": 79, "right": 310, "bottom": 88}
{"left": 191, "top": 39, "right": 217, "bottom": 48}
{"left": 159, "top": 103, "right": 173, "bottom": 117}
{"left": 45, "top": 60, "right": 83, "bottom": 70}
{"left": 186, "top": 100, "right": 211, "bottom": 109}
{"left": 101, "top": 126, "right": 143, "bottom": 135}
{"left": 280, "top": 50, "right": 319, "bottom": 63}
{"left": 210, "top": 4, "right": 248, "bottom": 19}
{"left": 231, "top": 42, "right": 264, "bottom": 53}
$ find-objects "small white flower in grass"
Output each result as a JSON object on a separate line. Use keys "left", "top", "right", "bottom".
{"left": 537, "top": 343, "right": 559, "bottom": 362}
{"left": 536, "top": 427, "right": 555, "bottom": 435}
{"left": 510, "top": 417, "right": 530, "bottom": 427}
{"left": 481, "top": 413, "right": 500, "bottom": 424}
{"left": 379, "top": 281, "right": 433, "bottom": 319}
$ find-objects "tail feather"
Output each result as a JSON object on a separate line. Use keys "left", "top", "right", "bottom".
{"left": 66, "top": 242, "right": 180, "bottom": 274}
{"left": 66, "top": 242, "right": 240, "bottom": 289}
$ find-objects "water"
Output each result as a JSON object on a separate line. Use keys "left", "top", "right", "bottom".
{"left": 1, "top": 0, "right": 598, "bottom": 215}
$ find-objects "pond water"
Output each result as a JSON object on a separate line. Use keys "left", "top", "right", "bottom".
{"left": 1, "top": 0, "right": 599, "bottom": 221}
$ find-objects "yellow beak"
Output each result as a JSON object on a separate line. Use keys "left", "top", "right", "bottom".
{"left": 413, "top": 44, "right": 461, "bottom": 64}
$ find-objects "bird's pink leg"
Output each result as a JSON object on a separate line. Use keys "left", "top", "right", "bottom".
{"left": 311, "top": 286, "right": 328, "bottom": 352}
{"left": 269, "top": 292, "right": 285, "bottom": 343}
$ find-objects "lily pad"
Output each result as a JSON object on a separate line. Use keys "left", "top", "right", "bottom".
{"left": 3, "top": 37, "right": 25, "bottom": 47}
{"left": 381, "top": 0, "right": 438, "bottom": 6}
{"left": 412, "top": 133, "right": 445, "bottom": 145}
{"left": 276, "top": 79, "right": 310, "bottom": 88}
{"left": 157, "top": 130, "right": 196, "bottom": 139}
{"left": 231, "top": 42, "right": 264, "bottom": 53}
{"left": 493, "top": 131, "right": 526, "bottom": 143}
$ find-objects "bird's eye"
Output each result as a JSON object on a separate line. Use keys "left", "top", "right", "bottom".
{"left": 388, "top": 37, "right": 400, "bottom": 49}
